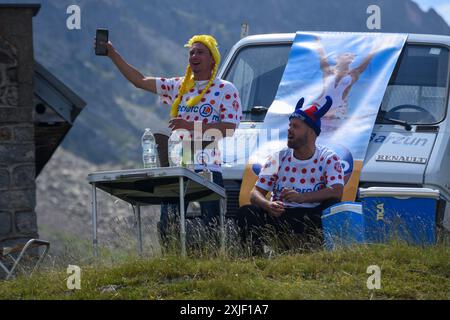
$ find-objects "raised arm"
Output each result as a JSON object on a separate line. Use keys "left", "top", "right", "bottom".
{"left": 352, "top": 54, "right": 374, "bottom": 76}
{"left": 105, "top": 41, "right": 157, "bottom": 93}
{"left": 313, "top": 36, "right": 332, "bottom": 76}
{"left": 351, "top": 43, "right": 378, "bottom": 76}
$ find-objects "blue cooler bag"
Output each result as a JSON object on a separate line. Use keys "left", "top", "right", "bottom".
{"left": 322, "top": 202, "right": 365, "bottom": 250}
{"left": 359, "top": 187, "right": 440, "bottom": 245}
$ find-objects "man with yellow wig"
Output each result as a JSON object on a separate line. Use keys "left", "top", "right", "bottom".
{"left": 102, "top": 34, "right": 242, "bottom": 245}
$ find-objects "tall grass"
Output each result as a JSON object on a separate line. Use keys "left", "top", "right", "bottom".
{"left": 0, "top": 216, "right": 448, "bottom": 300}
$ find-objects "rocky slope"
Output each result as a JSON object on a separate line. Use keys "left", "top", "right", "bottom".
{"left": 35, "top": 147, "right": 161, "bottom": 254}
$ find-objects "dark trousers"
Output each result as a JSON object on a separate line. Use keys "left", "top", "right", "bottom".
{"left": 159, "top": 170, "right": 224, "bottom": 245}
{"left": 236, "top": 200, "right": 338, "bottom": 254}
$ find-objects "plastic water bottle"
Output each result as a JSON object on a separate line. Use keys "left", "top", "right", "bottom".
{"left": 168, "top": 137, "right": 183, "bottom": 167}
{"left": 142, "top": 128, "right": 158, "bottom": 168}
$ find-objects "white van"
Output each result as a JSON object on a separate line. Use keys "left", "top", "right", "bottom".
{"left": 217, "top": 33, "right": 450, "bottom": 232}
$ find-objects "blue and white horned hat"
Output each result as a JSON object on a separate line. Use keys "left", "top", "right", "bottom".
{"left": 289, "top": 96, "right": 333, "bottom": 136}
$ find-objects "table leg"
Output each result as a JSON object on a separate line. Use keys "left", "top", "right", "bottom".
{"left": 91, "top": 183, "right": 98, "bottom": 258}
{"left": 136, "top": 205, "right": 143, "bottom": 256}
{"left": 179, "top": 176, "right": 186, "bottom": 257}
{"left": 220, "top": 196, "right": 226, "bottom": 254}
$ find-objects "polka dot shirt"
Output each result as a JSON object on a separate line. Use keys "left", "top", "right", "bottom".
{"left": 156, "top": 77, "right": 242, "bottom": 172}
{"left": 255, "top": 145, "right": 344, "bottom": 208}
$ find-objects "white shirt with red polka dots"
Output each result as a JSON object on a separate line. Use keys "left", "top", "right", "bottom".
{"left": 156, "top": 77, "right": 242, "bottom": 172}
{"left": 255, "top": 145, "right": 344, "bottom": 208}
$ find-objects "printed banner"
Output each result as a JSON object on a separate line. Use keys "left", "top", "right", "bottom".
{"left": 240, "top": 32, "right": 407, "bottom": 204}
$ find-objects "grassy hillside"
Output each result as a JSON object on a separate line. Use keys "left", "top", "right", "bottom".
{"left": 0, "top": 243, "right": 448, "bottom": 300}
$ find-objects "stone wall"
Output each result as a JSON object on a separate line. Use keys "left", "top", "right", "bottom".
{"left": 0, "top": 5, "right": 39, "bottom": 247}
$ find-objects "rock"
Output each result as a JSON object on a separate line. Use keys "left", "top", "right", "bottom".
{"left": 98, "top": 284, "right": 124, "bottom": 293}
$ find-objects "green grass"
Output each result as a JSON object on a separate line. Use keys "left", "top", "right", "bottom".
{"left": 0, "top": 242, "right": 448, "bottom": 300}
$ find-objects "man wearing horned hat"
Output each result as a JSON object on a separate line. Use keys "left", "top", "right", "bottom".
{"left": 237, "top": 96, "right": 343, "bottom": 255}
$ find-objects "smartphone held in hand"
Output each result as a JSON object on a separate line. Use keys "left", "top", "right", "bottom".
{"left": 95, "top": 28, "right": 109, "bottom": 56}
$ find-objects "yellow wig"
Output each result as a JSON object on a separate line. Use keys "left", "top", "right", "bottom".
{"left": 170, "top": 35, "right": 221, "bottom": 118}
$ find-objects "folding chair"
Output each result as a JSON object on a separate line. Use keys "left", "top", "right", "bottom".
{"left": 0, "top": 239, "right": 50, "bottom": 280}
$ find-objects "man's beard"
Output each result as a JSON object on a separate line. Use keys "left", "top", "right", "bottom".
{"left": 287, "top": 135, "right": 307, "bottom": 149}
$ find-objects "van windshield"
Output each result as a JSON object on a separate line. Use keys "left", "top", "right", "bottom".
{"left": 223, "top": 44, "right": 291, "bottom": 121}
{"left": 378, "top": 44, "right": 449, "bottom": 125}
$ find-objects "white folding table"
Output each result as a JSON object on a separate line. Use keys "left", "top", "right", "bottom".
{"left": 87, "top": 167, "right": 227, "bottom": 257}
